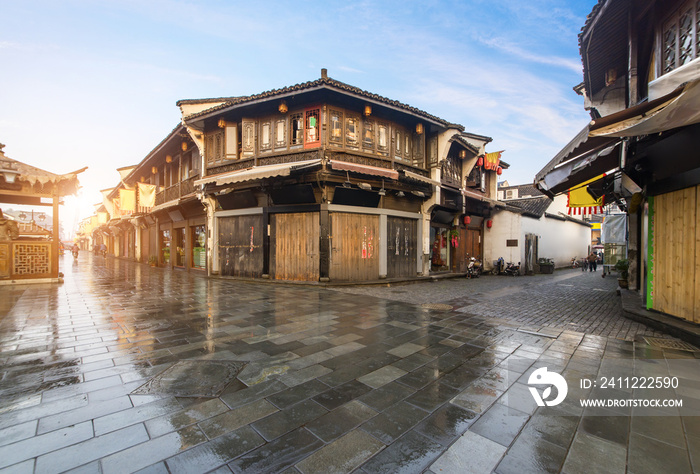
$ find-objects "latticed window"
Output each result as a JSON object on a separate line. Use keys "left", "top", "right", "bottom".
{"left": 329, "top": 110, "right": 343, "bottom": 143}
{"left": 260, "top": 122, "right": 271, "bottom": 151}
{"left": 663, "top": 1, "right": 700, "bottom": 74}
{"left": 304, "top": 109, "right": 320, "bottom": 148}
{"left": 290, "top": 113, "right": 303, "bottom": 146}
{"left": 377, "top": 123, "right": 388, "bottom": 153}
{"left": 363, "top": 119, "right": 374, "bottom": 149}
{"left": 346, "top": 117, "right": 359, "bottom": 147}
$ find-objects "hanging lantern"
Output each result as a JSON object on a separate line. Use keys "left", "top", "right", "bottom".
{"left": 477, "top": 157, "right": 483, "bottom": 167}
{"left": 364, "top": 105, "right": 372, "bottom": 116}
{"left": 497, "top": 166, "right": 503, "bottom": 175}
{"left": 278, "top": 100, "right": 288, "bottom": 113}
{"left": 181, "top": 142, "right": 188, "bottom": 152}
{"left": 463, "top": 215, "right": 471, "bottom": 225}
{"left": 165, "top": 155, "right": 172, "bottom": 163}
{"left": 218, "top": 119, "right": 227, "bottom": 128}
{"left": 415, "top": 123, "right": 423, "bottom": 135}
{"left": 486, "top": 219, "right": 493, "bottom": 228}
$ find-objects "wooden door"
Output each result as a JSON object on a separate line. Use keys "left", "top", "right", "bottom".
{"left": 330, "top": 213, "right": 379, "bottom": 281}
{"left": 271, "top": 212, "right": 319, "bottom": 281}
{"left": 387, "top": 217, "right": 417, "bottom": 278}
{"left": 218, "top": 215, "right": 264, "bottom": 277}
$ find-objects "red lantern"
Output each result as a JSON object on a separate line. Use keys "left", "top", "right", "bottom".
{"left": 497, "top": 166, "right": 503, "bottom": 175}
{"left": 477, "top": 157, "right": 484, "bottom": 167}
{"left": 463, "top": 215, "right": 471, "bottom": 225}
{"left": 486, "top": 219, "right": 493, "bottom": 228}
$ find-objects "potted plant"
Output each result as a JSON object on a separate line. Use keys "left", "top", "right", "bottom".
{"left": 538, "top": 257, "right": 555, "bottom": 274}
{"left": 615, "top": 259, "right": 629, "bottom": 288}
{"left": 148, "top": 255, "right": 158, "bottom": 267}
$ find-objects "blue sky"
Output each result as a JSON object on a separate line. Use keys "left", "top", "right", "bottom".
{"left": 0, "top": 0, "right": 597, "bottom": 232}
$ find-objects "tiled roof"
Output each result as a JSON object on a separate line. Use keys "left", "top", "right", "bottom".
{"left": 179, "top": 75, "right": 462, "bottom": 130}
{"left": 506, "top": 196, "right": 552, "bottom": 218}
{"left": 501, "top": 183, "right": 543, "bottom": 197}
{"left": 579, "top": 0, "right": 607, "bottom": 48}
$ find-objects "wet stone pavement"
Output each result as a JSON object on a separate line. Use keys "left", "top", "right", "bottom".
{"left": 0, "top": 255, "right": 698, "bottom": 473}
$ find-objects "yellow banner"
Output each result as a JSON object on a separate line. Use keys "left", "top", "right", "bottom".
{"left": 119, "top": 188, "right": 136, "bottom": 212}
{"left": 483, "top": 151, "right": 503, "bottom": 170}
{"left": 137, "top": 183, "right": 156, "bottom": 208}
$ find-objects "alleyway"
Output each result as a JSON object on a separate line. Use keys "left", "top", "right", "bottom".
{"left": 0, "top": 254, "right": 697, "bottom": 473}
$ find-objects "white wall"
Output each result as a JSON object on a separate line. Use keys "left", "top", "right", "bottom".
{"left": 483, "top": 210, "right": 521, "bottom": 269}
{"left": 484, "top": 199, "right": 591, "bottom": 271}
{"left": 522, "top": 215, "right": 590, "bottom": 268}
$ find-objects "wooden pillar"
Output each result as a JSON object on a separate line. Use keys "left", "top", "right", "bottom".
{"left": 52, "top": 192, "right": 60, "bottom": 279}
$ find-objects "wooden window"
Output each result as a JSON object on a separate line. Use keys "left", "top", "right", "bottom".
{"left": 275, "top": 119, "right": 286, "bottom": 149}
{"left": 413, "top": 133, "right": 424, "bottom": 168}
{"left": 404, "top": 133, "right": 411, "bottom": 161}
{"left": 260, "top": 121, "right": 271, "bottom": 152}
{"left": 429, "top": 136, "right": 438, "bottom": 166}
{"left": 205, "top": 130, "right": 225, "bottom": 167}
{"left": 329, "top": 110, "right": 343, "bottom": 144}
{"left": 506, "top": 239, "right": 518, "bottom": 247}
{"left": 205, "top": 135, "right": 214, "bottom": 166}
{"left": 346, "top": 116, "right": 359, "bottom": 147}
{"left": 290, "top": 113, "right": 304, "bottom": 146}
{"left": 242, "top": 120, "right": 255, "bottom": 156}
{"left": 395, "top": 130, "right": 402, "bottom": 160}
{"left": 662, "top": 1, "right": 700, "bottom": 75}
{"left": 304, "top": 108, "right": 320, "bottom": 148}
{"left": 363, "top": 119, "right": 374, "bottom": 150}
{"left": 377, "top": 123, "right": 388, "bottom": 155}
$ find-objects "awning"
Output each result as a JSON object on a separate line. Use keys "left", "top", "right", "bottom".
{"left": 535, "top": 124, "right": 618, "bottom": 184}
{"left": 195, "top": 159, "right": 322, "bottom": 187}
{"left": 402, "top": 169, "right": 439, "bottom": 186}
{"left": 330, "top": 160, "right": 398, "bottom": 180}
{"left": 538, "top": 143, "right": 621, "bottom": 197}
{"left": 589, "top": 79, "right": 700, "bottom": 137}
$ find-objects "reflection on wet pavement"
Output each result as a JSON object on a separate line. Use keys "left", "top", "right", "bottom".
{"left": 0, "top": 254, "right": 698, "bottom": 473}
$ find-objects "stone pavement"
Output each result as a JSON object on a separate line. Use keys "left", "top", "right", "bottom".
{"left": 0, "top": 255, "right": 698, "bottom": 473}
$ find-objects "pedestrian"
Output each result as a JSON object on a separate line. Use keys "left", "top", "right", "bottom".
{"left": 581, "top": 257, "right": 587, "bottom": 272}
{"left": 587, "top": 252, "right": 598, "bottom": 272}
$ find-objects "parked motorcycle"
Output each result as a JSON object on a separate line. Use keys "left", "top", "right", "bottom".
{"left": 571, "top": 257, "right": 580, "bottom": 268}
{"left": 492, "top": 257, "right": 520, "bottom": 276}
{"left": 466, "top": 256, "right": 482, "bottom": 279}
{"left": 71, "top": 247, "right": 79, "bottom": 260}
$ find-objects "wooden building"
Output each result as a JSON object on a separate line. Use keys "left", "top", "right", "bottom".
{"left": 179, "top": 70, "right": 501, "bottom": 282}
{"left": 0, "top": 143, "right": 84, "bottom": 283}
{"left": 87, "top": 125, "right": 206, "bottom": 273}
{"left": 535, "top": 0, "right": 700, "bottom": 322}
{"left": 90, "top": 71, "right": 503, "bottom": 282}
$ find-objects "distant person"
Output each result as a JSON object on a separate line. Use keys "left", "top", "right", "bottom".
{"left": 587, "top": 252, "right": 598, "bottom": 272}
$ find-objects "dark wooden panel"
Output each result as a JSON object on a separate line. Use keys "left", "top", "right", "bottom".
{"left": 271, "top": 212, "right": 319, "bottom": 281}
{"left": 218, "top": 214, "right": 263, "bottom": 277}
{"left": 453, "top": 227, "right": 481, "bottom": 272}
{"left": 387, "top": 217, "right": 417, "bottom": 278}
{"left": 329, "top": 213, "right": 379, "bottom": 281}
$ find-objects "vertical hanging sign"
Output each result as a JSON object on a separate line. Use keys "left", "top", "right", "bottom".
{"left": 646, "top": 197, "right": 655, "bottom": 310}
{"left": 250, "top": 226, "right": 255, "bottom": 253}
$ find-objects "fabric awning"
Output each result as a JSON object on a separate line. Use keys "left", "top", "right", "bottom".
{"left": 535, "top": 124, "right": 618, "bottom": 184}
{"left": 589, "top": 79, "right": 700, "bottom": 137}
{"left": 402, "top": 169, "right": 439, "bottom": 186}
{"left": 196, "top": 159, "right": 322, "bottom": 187}
{"left": 330, "top": 160, "right": 398, "bottom": 180}
{"left": 538, "top": 143, "right": 621, "bottom": 197}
